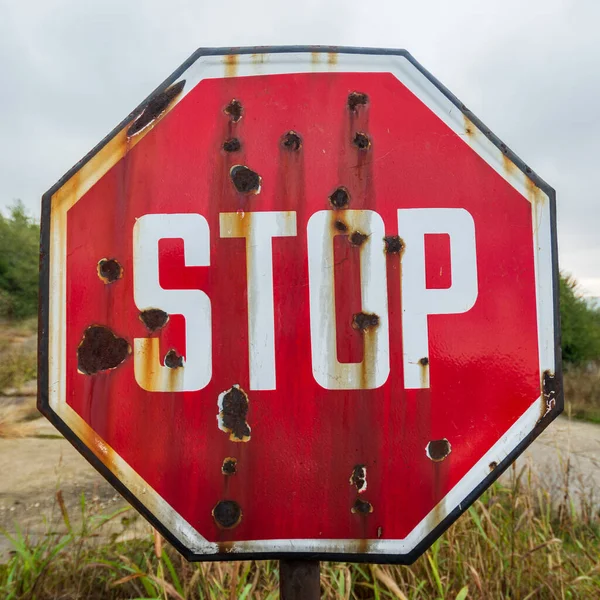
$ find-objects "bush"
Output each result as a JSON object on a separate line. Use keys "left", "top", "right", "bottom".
{"left": 559, "top": 274, "right": 600, "bottom": 364}
{"left": 0, "top": 201, "right": 40, "bottom": 319}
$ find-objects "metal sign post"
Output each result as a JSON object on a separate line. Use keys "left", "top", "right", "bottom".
{"left": 280, "top": 560, "right": 320, "bottom": 599}
{"left": 39, "top": 46, "right": 561, "bottom": 566}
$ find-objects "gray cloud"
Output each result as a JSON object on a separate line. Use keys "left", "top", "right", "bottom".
{"left": 1, "top": 0, "right": 598, "bottom": 293}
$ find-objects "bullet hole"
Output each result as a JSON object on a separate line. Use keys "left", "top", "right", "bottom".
{"left": 223, "top": 138, "right": 241, "bottom": 153}
{"left": 230, "top": 165, "right": 261, "bottom": 195}
{"left": 426, "top": 439, "right": 452, "bottom": 462}
{"left": 542, "top": 370, "right": 558, "bottom": 412}
{"left": 97, "top": 258, "right": 122, "bottom": 284}
{"left": 489, "top": 461, "right": 498, "bottom": 471}
{"left": 218, "top": 385, "right": 251, "bottom": 442}
{"left": 139, "top": 309, "right": 169, "bottom": 333}
{"left": 77, "top": 326, "right": 131, "bottom": 375}
{"left": 353, "top": 132, "right": 371, "bottom": 150}
{"left": 334, "top": 220, "right": 348, "bottom": 232}
{"left": 281, "top": 131, "right": 302, "bottom": 151}
{"left": 164, "top": 349, "right": 183, "bottom": 369}
{"left": 384, "top": 235, "right": 404, "bottom": 254}
{"left": 128, "top": 80, "right": 186, "bottom": 136}
{"left": 352, "top": 312, "right": 380, "bottom": 331}
{"left": 348, "top": 91, "right": 368, "bottom": 112}
{"left": 419, "top": 357, "right": 429, "bottom": 367}
{"left": 224, "top": 99, "right": 243, "bottom": 122}
{"left": 329, "top": 186, "right": 350, "bottom": 209}
{"left": 349, "top": 231, "right": 368, "bottom": 246}
{"left": 352, "top": 499, "right": 373, "bottom": 514}
{"left": 212, "top": 500, "right": 242, "bottom": 529}
{"left": 222, "top": 457, "right": 238, "bottom": 476}
{"left": 350, "top": 465, "right": 367, "bottom": 493}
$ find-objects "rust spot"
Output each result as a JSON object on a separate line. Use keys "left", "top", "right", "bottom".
{"left": 230, "top": 165, "right": 261, "bottom": 195}
{"left": 352, "top": 312, "right": 380, "bottom": 331}
{"left": 352, "top": 499, "right": 373, "bottom": 514}
{"left": 212, "top": 500, "right": 242, "bottom": 529}
{"left": 97, "top": 258, "right": 122, "bottom": 284}
{"left": 281, "top": 131, "right": 302, "bottom": 151}
{"left": 223, "top": 138, "right": 241, "bottom": 153}
{"left": 334, "top": 220, "right": 348, "bottom": 232}
{"left": 164, "top": 349, "right": 183, "bottom": 369}
{"left": 427, "top": 439, "right": 452, "bottom": 462}
{"left": 348, "top": 91, "right": 368, "bottom": 112}
{"left": 77, "top": 326, "right": 131, "bottom": 375}
{"left": 349, "top": 231, "right": 368, "bottom": 246}
{"left": 224, "top": 54, "right": 239, "bottom": 78}
{"left": 502, "top": 153, "right": 515, "bottom": 176}
{"left": 127, "top": 80, "right": 185, "bottom": 137}
{"left": 328, "top": 52, "right": 338, "bottom": 66}
{"left": 350, "top": 465, "right": 367, "bottom": 493}
{"left": 353, "top": 132, "right": 371, "bottom": 150}
{"left": 222, "top": 457, "right": 238, "bottom": 476}
{"left": 329, "top": 186, "right": 350, "bottom": 209}
{"left": 224, "top": 99, "right": 243, "bottom": 122}
{"left": 463, "top": 114, "right": 475, "bottom": 139}
{"left": 384, "top": 235, "right": 404, "bottom": 255}
{"left": 419, "top": 357, "right": 429, "bottom": 366}
{"left": 218, "top": 385, "right": 251, "bottom": 442}
{"left": 541, "top": 370, "right": 558, "bottom": 418}
{"left": 139, "top": 308, "right": 169, "bottom": 332}
{"left": 489, "top": 461, "right": 498, "bottom": 472}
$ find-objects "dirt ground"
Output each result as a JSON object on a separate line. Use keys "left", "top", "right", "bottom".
{"left": 1, "top": 392, "right": 599, "bottom": 562}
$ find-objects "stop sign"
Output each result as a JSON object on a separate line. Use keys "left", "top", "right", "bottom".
{"left": 39, "top": 47, "right": 561, "bottom": 563}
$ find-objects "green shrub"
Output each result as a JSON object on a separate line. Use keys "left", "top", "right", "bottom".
{"left": 0, "top": 201, "right": 39, "bottom": 319}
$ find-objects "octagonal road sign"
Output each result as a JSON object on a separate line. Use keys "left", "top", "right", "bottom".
{"left": 39, "top": 46, "right": 562, "bottom": 563}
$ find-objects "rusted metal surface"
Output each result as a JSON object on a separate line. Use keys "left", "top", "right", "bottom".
{"left": 230, "top": 165, "right": 261, "bottom": 194}
{"left": 281, "top": 131, "right": 302, "bottom": 151}
{"left": 212, "top": 499, "right": 242, "bottom": 529}
{"left": 426, "top": 439, "right": 452, "bottom": 462}
{"left": 329, "top": 186, "right": 350, "bottom": 209}
{"left": 383, "top": 235, "right": 404, "bottom": 254}
{"left": 222, "top": 138, "right": 241, "bottom": 153}
{"left": 218, "top": 386, "right": 251, "bottom": 442}
{"left": 39, "top": 47, "right": 560, "bottom": 564}
{"left": 97, "top": 258, "right": 123, "bottom": 284}
{"left": 77, "top": 326, "right": 130, "bottom": 375}
{"left": 224, "top": 99, "right": 243, "bottom": 122}
{"left": 347, "top": 91, "right": 368, "bottom": 111}
{"left": 128, "top": 80, "right": 186, "bottom": 137}
{"left": 139, "top": 308, "right": 169, "bottom": 332}
{"left": 352, "top": 132, "right": 371, "bottom": 150}
{"left": 222, "top": 457, "right": 237, "bottom": 475}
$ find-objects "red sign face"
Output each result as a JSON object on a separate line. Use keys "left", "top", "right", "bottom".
{"left": 40, "top": 48, "right": 561, "bottom": 562}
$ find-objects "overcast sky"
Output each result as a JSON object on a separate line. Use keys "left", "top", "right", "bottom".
{"left": 1, "top": 0, "right": 598, "bottom": 296}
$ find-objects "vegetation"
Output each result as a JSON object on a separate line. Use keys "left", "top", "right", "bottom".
{"left": 1, "top": 465, "right": 598, "bottom": 599}
{"left": 559, "top": 275, "right": 600, "bottom": 365}
{"left": 0, "top": 201, "right": 40, "bottom": 320}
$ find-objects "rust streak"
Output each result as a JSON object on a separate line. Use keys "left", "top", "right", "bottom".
{"left": 224, "top": 54, "right": 239, "bottom": 78}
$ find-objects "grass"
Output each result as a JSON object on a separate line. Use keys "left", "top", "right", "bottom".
{"left": 0, "top": 318, "right": 37, "bottom": 393}
{"left": 564, "top": 364, "right": 600, "bottom": 424}
{"left": 0, "top": 464, "right": 598, "bottom": 599}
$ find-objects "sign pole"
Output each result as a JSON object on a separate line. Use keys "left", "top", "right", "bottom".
{"left": 279, "top": 559, "right": 320, "bottom": 599}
